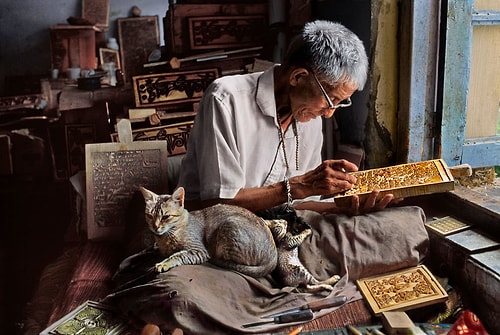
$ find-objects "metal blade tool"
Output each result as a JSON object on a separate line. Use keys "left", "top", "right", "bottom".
{"left": 242, "top": 309, "right": 314, "bottom": 328}
{"left": 261, "top": 295, "right": 347, "bottom": 319}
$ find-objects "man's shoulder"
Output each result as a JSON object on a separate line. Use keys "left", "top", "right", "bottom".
{"left": 209, "top": 72, "right": 263, "bottom": 100}
{"left": 213, "top": 71, "right": 262, "bottom": 87}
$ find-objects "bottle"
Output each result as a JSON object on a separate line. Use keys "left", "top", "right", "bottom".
{"left": 107, "top": 38, "right": 119, "bottom": 50}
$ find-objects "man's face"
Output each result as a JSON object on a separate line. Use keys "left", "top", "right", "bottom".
{"left": 290, "top": 73, "right": 358, "bottom": 122}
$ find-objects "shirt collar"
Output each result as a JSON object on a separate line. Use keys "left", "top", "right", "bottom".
{"left": 256, "top": 65, "right": 278, "bottom": 118}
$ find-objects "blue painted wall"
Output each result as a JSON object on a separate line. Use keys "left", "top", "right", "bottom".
{"left": 0, "top": 0, "right": 168, "bottom": 96}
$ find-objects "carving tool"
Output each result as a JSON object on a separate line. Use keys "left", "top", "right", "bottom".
{"left": 261, "top": 295, "right": 347, "bottom": 319}
{"left": 287, "top": 325, "right": 303, "bottom": 335}
{"left": 242, "top": 309, "right": 314, "bottom": 328}
{"left": 347, "top": 325, "right": 363, "bottom": 335}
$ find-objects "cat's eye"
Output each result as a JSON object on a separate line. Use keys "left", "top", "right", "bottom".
{"left": 161, "top": 215, "right": 170, "bottom": 221}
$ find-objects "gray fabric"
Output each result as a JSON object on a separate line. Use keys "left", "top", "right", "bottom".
{"left": 107, "top": 206, "right": 428, "bottom": 335}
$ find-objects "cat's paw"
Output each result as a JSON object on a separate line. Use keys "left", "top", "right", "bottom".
{"left": 324, "top": 274, "right": 341, "bottom": 285}
{"left": 155, "top": 262, "right": 172, "bottom": 273}
{"left": 305, "top": 283, "right": 335, "bottom": 292}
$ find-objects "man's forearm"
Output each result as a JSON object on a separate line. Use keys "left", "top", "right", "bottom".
{"left": 201, "top": 182, "right": 288, "bottom": 213}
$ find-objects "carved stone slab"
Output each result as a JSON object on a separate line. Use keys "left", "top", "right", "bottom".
{"left": 188, "top": 15, "right": 267, "bottom": 50}
{"left": 85, "top": 141, "right": 168, "bottom": 240}
{"left": 132, "top": 68, "right": 219, "bottom": 108}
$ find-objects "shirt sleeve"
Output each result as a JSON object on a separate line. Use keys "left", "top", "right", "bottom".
{"left": 179, "top": 85, "right": 245, "bottom": 201}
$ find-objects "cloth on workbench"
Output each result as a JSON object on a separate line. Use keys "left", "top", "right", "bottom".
{"left": 106, "top": 206, "right": 428, "bottom": 335}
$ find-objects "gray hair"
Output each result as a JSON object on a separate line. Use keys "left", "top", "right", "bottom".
{"left": 284, "top": 20, "right": 368, "bottom": 90}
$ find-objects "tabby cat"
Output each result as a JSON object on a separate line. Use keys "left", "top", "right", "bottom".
{"left": 139, "top": 186, "right": 278, "bottom": 278}
{"left": 261, "top": 206, "right": 340, "bottom": 292}
{"left": 267, "top": 219, "right": 340, "bottom": 292}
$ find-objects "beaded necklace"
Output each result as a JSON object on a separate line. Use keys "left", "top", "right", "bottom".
{"left": 276, "top": 113, "right": 299, "bottom": 171}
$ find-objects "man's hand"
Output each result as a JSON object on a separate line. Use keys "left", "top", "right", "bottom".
{"left": 290, "top": 159, "right": 359, "bottom": 199}
{"left": 343, "top": 190, "right": 403, "bottom": 216}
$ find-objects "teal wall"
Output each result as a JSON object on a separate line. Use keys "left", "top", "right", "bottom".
{"left": 0, "top": 0, "right": 168, "bottom": 96}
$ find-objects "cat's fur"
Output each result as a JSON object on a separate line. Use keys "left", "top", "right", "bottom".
{"left": 260, "top": 206, "right": 340, "bottom": 292}
{"left": 140, "top": 186, "right": 278, "bottom": 278}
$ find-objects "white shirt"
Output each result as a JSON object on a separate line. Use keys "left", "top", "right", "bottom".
{"left": 178, "top": 66, "right": 323, "bottom": 201}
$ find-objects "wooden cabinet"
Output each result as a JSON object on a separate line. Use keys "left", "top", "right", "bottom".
{"left": 49, "top": 25, "right": 98, "bottom": 74}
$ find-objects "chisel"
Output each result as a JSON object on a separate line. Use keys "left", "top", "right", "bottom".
{"left": 261, "top": 295, "right": 347, "bottom": 319}
{"left": 242, "top": 309, "right": 314, "bottom": 328}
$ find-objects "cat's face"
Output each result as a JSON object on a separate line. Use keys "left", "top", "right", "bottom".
{"left": 140, "top": 187, "right": 186, "bottom": 235}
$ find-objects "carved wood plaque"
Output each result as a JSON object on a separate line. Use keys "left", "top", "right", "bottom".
{"left": 82, "top": 0, "right": 110, "bottom": 28}
{"left": 85, "top": 141, "right": 168, "bottom": 240}
{"left": 333, "top": 159, "right": 455, "bottom": 207}
{"left": 132, "top": 68, "right": 219, "bottom": 108}
{"left": 188, "top": 15, "right": 267, "bottom": 50}
{"left": 118, "top": 16, "right": 159, "bottom": 83}
{"left": 110, "top": 121, "right": 193, "bottom": 156}
{"left": 357, "top": 265, "right": 448, "bottom": 316}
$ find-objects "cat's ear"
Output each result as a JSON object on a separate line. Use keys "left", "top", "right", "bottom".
{"left": 172, "top": 187, "right": 185, "bottom": 207}
{"left": 139, "top": 186, "right": 157, "bottom": 203}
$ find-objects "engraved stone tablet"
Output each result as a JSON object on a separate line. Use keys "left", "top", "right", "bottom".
{"left": 85, "top": 141, "right": 168, "bottom": 240}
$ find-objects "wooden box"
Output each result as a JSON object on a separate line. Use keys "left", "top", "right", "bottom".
{"left": 357, "top": 265, "right": 448, "bottom": 316}
{"left": 49, "top": 25, "right": 97, "bottom": 72}
{"left": 333, "top": 159, "right": 455, "bottom": 207}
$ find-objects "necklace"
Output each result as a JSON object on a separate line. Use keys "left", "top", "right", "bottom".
{"left": 277, "top": 114, "right": 299, "bottom": 171}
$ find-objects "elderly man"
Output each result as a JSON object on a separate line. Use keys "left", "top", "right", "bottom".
{"left": 178, "top": 20, "right": 395, "bottom": 215}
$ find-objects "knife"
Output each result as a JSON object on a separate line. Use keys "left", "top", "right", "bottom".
{"left": 261, "top": 295, "right": 347, "bottom": 319}
{"left": 242, "top": 309, "right": 314, "bottom": 328}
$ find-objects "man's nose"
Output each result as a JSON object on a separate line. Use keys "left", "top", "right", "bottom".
{"left": 321, "top": 108, "right": 336, "bottom": 118}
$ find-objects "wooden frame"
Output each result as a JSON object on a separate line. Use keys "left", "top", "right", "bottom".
{"left": 85, "top": 141, "right": 169, "bottom": 240}
{"left": 99, "top": 48, "right": 121, "bottom": 69}
{"left": 132, "top": 68, "right": 219, "bottom": 108}
{"left": 110, "top": 121, "right": 194, "bottom": 156}
{"left": 188, "top": 15, "right": 267, "bottom": 50}
{"left": 333, "top": 159, "right": 455, "bottom": 207}
{"left": 40, "top": 300, "right": 126, "bottom": 335}
{"left": 357, "top": 265, "right": 448, "bottom": 316}
{"left": 82, "top": 0, "right": 110, "bottom": 28}
{"left": 118, "top": 16, "right": 159, "bottom": 83}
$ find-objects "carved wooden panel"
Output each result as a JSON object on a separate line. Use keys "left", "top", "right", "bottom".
{"left": 188, "top": 15, "right": 267, "bottom": 50}
{"left": 110, "top": 121, "right": 193, "bottom": 156}
{"left": 357, "top": 265, "right": 448, "bottom": 316}
{"left": 85, "top": 141, "right": 169, "bottom": 240}
{"left": 164, "top": 3, "right": 268, "bottom": 55}
{"left": 333, "top": 159, "right": 455, "bottom": 207}
{"left": 132, "top": 68, "right": 219, "bottom": 108}
{"left": 118, "top": 16, "right": 159, "bottom": 83}
{"left": 82, "top": 0, "right": 110, "bottom": 28}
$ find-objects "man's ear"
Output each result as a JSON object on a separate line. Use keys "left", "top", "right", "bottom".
{"left": 289, "top": 67, "right": 310, "bottom": 87}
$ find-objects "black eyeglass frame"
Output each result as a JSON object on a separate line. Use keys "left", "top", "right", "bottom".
{"left": 311, "top": 72, "right": 352, "bottom": 110}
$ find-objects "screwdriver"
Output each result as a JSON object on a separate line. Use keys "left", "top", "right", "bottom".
{"left": 242, "top": 309, "right": 314, "bottom": 328}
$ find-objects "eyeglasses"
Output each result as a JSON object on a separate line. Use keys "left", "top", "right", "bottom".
{"left": 311, "top": 72, "right": 352, "bottom": 110}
